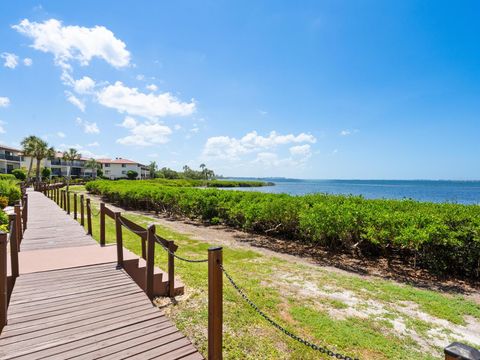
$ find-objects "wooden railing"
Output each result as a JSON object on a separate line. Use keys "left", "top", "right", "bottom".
{"left": 0, "top": 193, "right": 28, "bottom": 334}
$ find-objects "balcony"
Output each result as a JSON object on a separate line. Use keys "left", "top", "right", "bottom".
{"left": 0, "top": 154, "right": 21, "bottom": 162}
{"left": 50, "top": 159, "right": 84, "bottom": 167}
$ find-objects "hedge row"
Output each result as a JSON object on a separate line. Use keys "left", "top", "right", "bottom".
{"left": 86, "top": 180, "right": 480, "bottom": 279}
{"left": 149, "top": 178, "right": 272, "bottom": 187}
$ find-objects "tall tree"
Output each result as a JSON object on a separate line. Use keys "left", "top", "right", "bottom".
{"left": 20, "top": 135, "right": 40, "bottom": 182}
{"left": 200, "top": 163, "right": 207, "bottom": 180}
{"left": 148, "top": 161, "right": 158, "bottom": 179}
{"left": 32, "top": 139, "right": 54, "bottom": 185}
{"left": 62, "top": 148, "right": 80, "bottom": 191}
{"left": 85, "top": 158, "right": 100, "bottom": 179}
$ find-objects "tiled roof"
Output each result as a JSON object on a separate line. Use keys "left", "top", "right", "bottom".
{"left": 0, "top": 144, "right": 22, "bottom": 153}
{"left": 97, "top": 158, "right": 140, "bottom": 165}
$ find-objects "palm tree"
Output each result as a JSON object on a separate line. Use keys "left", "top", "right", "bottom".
{"left": 21, "top": 135, "right": 40, "bottom": 182}
{"left": 62, "top": 148, "right": 80, "bottom": 191}
{"left": 199, "top": 163, "right": 207, "bottom": 180}
{"left": 32, "top": 139, "right": 54, "bottom": 185}
{"left": 85, "top": 158, "right": 100, "bottom": 179}
{"left": 148, "top": 161, "right": 157, "bottom": 179}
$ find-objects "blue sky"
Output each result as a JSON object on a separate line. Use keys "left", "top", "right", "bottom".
{"left": 0, "top": 1, "right": 479, "bottom": 179}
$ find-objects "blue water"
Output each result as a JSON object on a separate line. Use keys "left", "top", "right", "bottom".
{"left": 223, "top": 179, "right": 480, "bottom": 204}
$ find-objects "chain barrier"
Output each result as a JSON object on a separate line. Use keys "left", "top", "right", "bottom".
{"left": 154, "top": 234, "right": 208, "bottom": 263}
{"left": 220, "top": 264, "right": 359, "bottom": 360}
{"left": 117, "top": 216, "right": 148, "bottom": 235}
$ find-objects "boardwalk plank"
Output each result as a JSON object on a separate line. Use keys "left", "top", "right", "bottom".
{"left": 0, "top": 190, "right": 202, "bottom": 359}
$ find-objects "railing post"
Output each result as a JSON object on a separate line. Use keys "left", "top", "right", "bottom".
{"left": 22, "top": 195, "right": 28, "bottom": 231}
{"left": 86, "top": 198, "right": 92, "bottom": 235}
{"left": 100, "top": 203, "right": 106, "bottom": 246}
{"left": 73, "top": 193, "right": 77, "bottom": 220}
{"left": 66, "top": 191, "right": 71, "bottom": 215}
{"left": 146, "top": 224, "right": 156, "bottom": 299}
{"left": 80, "top": 195, "right": 85, "bottom": 226}
{"left": 14, "top": 205, "right": 22, "bottom": 246}
{"left": 168, "top": 241, "right": 175, "bottom": 297}
{"left": 56, "top": 187, "right": 59, "bottom": 204}
{"left": 60, "top": 190, "right": 64, "bottom": 209}
{"left": 8, "top": 215, "right": 18, "bottom": 279}
{"left": 208, "top": 247, "right": 223, "bottom": 360}
{"left": 0, "top": 232, "right": 7, "bottom": 333}
{"left": 114, "top": 212, "right": 123, "bottom": 267}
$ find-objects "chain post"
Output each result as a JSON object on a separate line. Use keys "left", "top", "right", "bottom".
{"left": 208, "top": 247, "right": 223, "bottom": 360}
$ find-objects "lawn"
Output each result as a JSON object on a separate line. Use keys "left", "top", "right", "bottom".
{"left": 64, "top": 186, "right": 480, "bottom": 360}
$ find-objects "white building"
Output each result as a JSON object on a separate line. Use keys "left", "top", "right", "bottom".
{"left": 0, "top": 144, "right": 149, "bottom": 179}
{"left": 97, "top": 158, "right": 149, "bottom": 180}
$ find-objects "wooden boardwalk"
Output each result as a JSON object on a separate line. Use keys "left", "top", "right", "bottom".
{"left": 0, "top": 190, "right": 202, "bottom": 360}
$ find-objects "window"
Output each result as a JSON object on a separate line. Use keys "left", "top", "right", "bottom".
{"left": 104, "top": 164, "right": 110, "bottom": 167}
{"left": 122, "top": 164, "right": 126, "bottom": 168}
{"left": 105, "top": 170, "right": 110, "bottom": 174}
{"left": 122, "top": 170, "right": 127, "bottom": 175}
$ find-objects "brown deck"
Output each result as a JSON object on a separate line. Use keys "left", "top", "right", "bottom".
{"left": 0, "top": 190, "right": 202, "bottom": 359}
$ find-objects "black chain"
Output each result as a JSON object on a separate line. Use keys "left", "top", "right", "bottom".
{"left": 117, "top": 216, "right": 149, "bottom": 235}
{"left": 154, "top": 235, "right": 208, "bottom": 263}
{"left": 221, "top": 265, "right": 359, "bottom": 360}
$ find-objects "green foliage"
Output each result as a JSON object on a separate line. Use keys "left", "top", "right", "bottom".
{"left": 0, "top": 196, "right": 8, "bottom": 209}
{"left": 0, "top": 180, "right": 21, "bottom": 205}
{"left": 11, "top": 169, "right": 26, "bottom": 180}
{"left": 126, "top": 170, "right": 138, "bottom": 180}
{"left": 149, "top": 178, "right": 271, "bottom": 188}
{"left": 0, "top": 174, "right": 16, "bottom": 180}
{"left": 86, "top": 180, "right": 480, "bottom": 278}
{"left": 155, "top": 164, "right": 216, "bottom": 180}
{"left": 41, "top": 167, "right": 51, "bottom": 179}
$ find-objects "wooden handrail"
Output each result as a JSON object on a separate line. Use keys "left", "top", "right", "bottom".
{"left": 146, "top": 224, "right": 156, "bottom": 299}
{"left": 0, "top": 232, "right": 7, "bottom": 334}
{"left": 100, "top": 203, "right": 106, "bottom": 246}
{"left": 14, "top": 205, "right": 22, "bottom": 246}
{"left": 86, "top": 198, "right": 92, "bottom": 235}
{"left": 7, "top": 216, "right": 18, "bottom": 279}
{"left": 208, "top": 247, "right": 223, "bottom": 360}
{"left": 114, "top": 212, "right": 123, "bottom": 267}
{"left": 73, "top": 193, "right": 78, "bottom": 220}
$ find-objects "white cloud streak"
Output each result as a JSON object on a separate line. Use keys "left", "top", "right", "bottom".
{"left": 1, "top": 53, "right": 18, "bottom": 69}
{"left": 117, "top": 116, "right": 172, "bottom": 146}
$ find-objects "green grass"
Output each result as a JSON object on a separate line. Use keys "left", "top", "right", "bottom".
{"left": 61, "top": 188, "right": 480, "bottom": 359}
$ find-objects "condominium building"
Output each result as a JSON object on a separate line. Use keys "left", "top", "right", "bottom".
{"left": 0, "top": 144, "right": 149, "bottom": 179}
{"left": 97, "top": 158, "right": 149, "bottom": 180}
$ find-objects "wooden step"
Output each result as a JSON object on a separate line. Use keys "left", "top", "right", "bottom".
{"left": 122, "top": 258, "right": 184, "bottom": 297}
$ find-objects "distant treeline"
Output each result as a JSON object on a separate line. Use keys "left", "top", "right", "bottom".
{"left": 148, "top": 179, "right": 273, "bottom": 187}
{"left": 86, "top": 179, "right": 480, "bottom": 279}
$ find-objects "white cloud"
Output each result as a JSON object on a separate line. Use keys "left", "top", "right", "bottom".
{"left": 146, "top": 84, "right": 158, "bottom": 91}
{"left": 97, "top": 81, "right": 195, "bottom": 119}
{"left": 87, "top": 141, "right": 99, "bottom": 147}
{"left": 66, "top": 92, "right": 85, "bottom": 112}
{"left": 289, "top": 144, "right": 311, "bottom": 156}
{"left": 0, "top": 121, "right": 6, "bottom": 134}
{"left": 75, "top": 117, "right": 100, "bottom": 134}
{"left": 0, "top": 97, "right": 10, "bottom": 107}
{"left": 340, "top": 129, "right": 358, "bottom": 136}
{"left": 203, "top": 130, "right": 316, "bottom": 160}
{"left": 117, "top": 116, "right": 172, "bottom": 146}
{"left": 73, "top": 76, "right": 95, "bottom": 94}
{"left": 1, "top": 53, "right": 18, "bottom": 69}
{"left": 136, "top": 74, "right": 145, "bottom": 81}
{"left": 13, "top": 19, "right": 130, "bottom": 69}
{"left": 56, "top": 131, "right": 66, "bottom": 138}
{"left": 174, "top": 124, "right": 182, "bottom": 130}
{"left": 57, "top": 143, "right": 106, "bottom": 159}
{"left": 23, "top": 58, "right": 33, "bottom": 66}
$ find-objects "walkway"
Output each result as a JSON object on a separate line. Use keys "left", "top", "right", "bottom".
{"left": 0, "top": 190, "right": 202, "bottom": 359}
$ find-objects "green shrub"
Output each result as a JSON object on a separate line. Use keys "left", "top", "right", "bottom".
{"left": 0, "top": 180, "right": 21, "bottom": 205}
{"left": 11, "top": 169, "right": 26, "bottom": 181}
{"left": 42, "top": 167, "right": 51, "bottom": 180}
{"left": 86, "top": 180, "right": 480, "bottom": 279}
{"left": 0, "top": 174, "right": 16, "bottom": 181}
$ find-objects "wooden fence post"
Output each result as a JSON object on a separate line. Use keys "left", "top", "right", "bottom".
{"left": 146, "top": 224, "right": 156, "bottom": 299}
{"left": 66, "top": 191, "right": 71, "bottom": 215}
{"left": 208, "top": 247, "right": 223, "bottom": 360}
{"left": 86, "top": 198, "right": 92, "bottom": 235}
{"left": 22, "top": 195, "right": 27, "bottom": 231}
{"left": 56, "top": 187, "right": 59, "bottom": 204}
{"left": 73, "top": 193, "right": 77, "bottom": 219}
{"left": 168, "top": 241, "right": 175, "bottom": 297}
{"left": 14, "top": 205, "right": 22, "bottom": 246}
{"left": 0, "top": 232, "right": 7, "bottom": 333}
{"left": 114, "top": 212, "right": 123, "bottom": 267}
{"left": 59, "top": 190, "right": 63, "bottom": 208}
{"left": 100, "top": 203, "right": 106, "bottom": 246}
{"left": 7, "top": 215, "right": 18, "bottom": 279}
{"left": 80, "top": 195, "right": 85, "bottom": 226}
